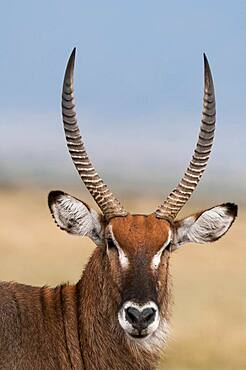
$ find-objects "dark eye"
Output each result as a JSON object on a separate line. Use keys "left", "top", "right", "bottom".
{"left": 165, "top": 242, "right": 172, "bottom": 252}
{"left": 107, "top": 238, "right": 117, "bottom": 251}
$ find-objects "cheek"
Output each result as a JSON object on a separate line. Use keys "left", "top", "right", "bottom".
{"left": 107, "top": 251, "right": 124, "bottom": 288}
{"left": 156, "top": 253, "right": 171, "bottom": 301}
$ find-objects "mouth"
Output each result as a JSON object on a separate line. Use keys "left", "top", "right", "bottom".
{"left": 129, "top": 332, "right": 149, "bottom": 339}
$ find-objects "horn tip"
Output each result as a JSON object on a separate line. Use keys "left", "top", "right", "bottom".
{"left": 64, "top": 48, "right": 77, "bottom": 83}
{"left": 203, "top": 52, "right": 214, "bottom": 89}
{"left": 71, "top": 47, "right": 76, "bottom": 57}
{"left": 68, "top": 47, "right": 76, "bottom": 66}
{"left": 203, "top": 53, "right": 210, "bottom": 71}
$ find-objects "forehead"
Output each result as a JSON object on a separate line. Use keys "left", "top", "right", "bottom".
{"left": 109, "top": 214, "right": 171, "bottom": 253}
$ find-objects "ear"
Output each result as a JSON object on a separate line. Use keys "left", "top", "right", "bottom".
{"left": 48, "top": 190, "right": 105, "bottom": 246}
{"left": 173, "top": 203, "right": 238, "bottom": 250}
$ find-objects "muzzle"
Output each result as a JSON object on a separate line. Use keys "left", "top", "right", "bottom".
{"left": 118, "top": 301, "right": 160, "bottom": 339}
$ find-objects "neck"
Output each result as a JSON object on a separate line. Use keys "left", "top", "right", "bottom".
{"left": 76, "top": 247, "right": 168, "bottom": 370}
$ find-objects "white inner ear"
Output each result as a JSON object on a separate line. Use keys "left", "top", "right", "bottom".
{"left": 187, "top": 206, "right": 234, "bottom": 243}
{"left": 108, "top": 226, "right": 129, "bottom": 269}
{"left": 52, "top": 195, "right": 93, "bottom": 236}
{"left": 50, "top": 193, "right": 103, "bottom": 246}
{"left": 176, "top": 205, "right": 235, "bottom": 248}
{"left": 151, "top": 230, "right": 172, "bottom": 270}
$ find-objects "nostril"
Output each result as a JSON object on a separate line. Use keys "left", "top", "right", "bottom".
{"left": 141, "top": 308, "right": 156, "bottom": 325}
{"left": 125, "top": 307, "right": 141, "bottom": 324}
{"left": 125, "top": 306, "right": 156, "bottom": 330}
{"left": 120, "top": 303, "right": 159, "bottom": 335}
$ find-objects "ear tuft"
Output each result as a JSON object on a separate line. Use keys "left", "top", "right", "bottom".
{"left": 222, "top": 203, "right": 238, "bottom": 218}
{"left": 48, "top": 190, "right": 64, "bottom": 211}
{"left": 48, "top": 190, "right": 65, "bottom": 203}
{"left": 48, "top": 191, "right": 65, "bottom": 230}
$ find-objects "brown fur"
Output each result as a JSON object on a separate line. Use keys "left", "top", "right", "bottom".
{"left": 109, "top": 214, "right": 171, "bottom": 309}
{"left": 0, "top": 204, "right": 237, "bottom": 369}
{"left": 0, "top": 215, "right": 172, "bottom": 370}
{"left": 110, "top": 214, "right": 170, "bottom": 255}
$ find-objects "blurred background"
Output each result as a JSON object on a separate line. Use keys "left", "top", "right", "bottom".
{"left": 1, "top": 1, "right": 245, "bottom": 369}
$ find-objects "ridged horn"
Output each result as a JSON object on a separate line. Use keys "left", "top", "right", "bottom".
{"left": 155, "top": 54, "right": 216, "bottom": 220}
{"left": 62, "top": 48, "right": 128, "bottom": 220}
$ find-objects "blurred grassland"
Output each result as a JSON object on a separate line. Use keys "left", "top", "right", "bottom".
{"left": 0, "top": 189, "right": 245, "bottom": 370}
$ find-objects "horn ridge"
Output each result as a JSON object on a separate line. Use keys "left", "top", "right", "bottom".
{"left": 61, "top": 48, "right": 127, "bottom": 220}
{"left": 155, "top": 54, "right": 216, "bottom": 220}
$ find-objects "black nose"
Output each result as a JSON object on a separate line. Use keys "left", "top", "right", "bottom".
{"left": 125, "top": 307, "right": 156, "bottom": 331}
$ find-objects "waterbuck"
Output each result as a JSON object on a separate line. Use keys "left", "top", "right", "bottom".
{"left": 0, "top": 49, "right": 237, "bottom": 370}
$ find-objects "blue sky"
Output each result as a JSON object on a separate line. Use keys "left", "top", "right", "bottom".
{"left": 0, "top": 1, "right": 245, "bottom": 202}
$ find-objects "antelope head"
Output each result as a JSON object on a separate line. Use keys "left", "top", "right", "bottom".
{"left": 48, "top": 49, "right": 237, "bottom": 342}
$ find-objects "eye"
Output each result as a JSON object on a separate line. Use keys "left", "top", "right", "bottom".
{"left": 165, "top": 242, "right": 172, "bottom": 252}
{"left": 107, "top": 237, "right": 118, "bottom": 251}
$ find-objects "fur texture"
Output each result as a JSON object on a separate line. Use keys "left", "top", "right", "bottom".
{"left": 0, "top": 194, "right": 237, "bottom": 370}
